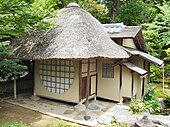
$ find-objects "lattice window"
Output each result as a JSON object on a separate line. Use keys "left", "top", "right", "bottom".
{"left": 102, "top": 63, "right": 114, "bottom": 78}
{"left": 40, "top": 60, "right": 74, "bottom": 94}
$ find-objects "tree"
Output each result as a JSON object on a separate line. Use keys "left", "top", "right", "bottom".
{"left": 116, "top": 1, "right": 156, "bottom": 25}
{"left": 143, "top": 1, "right": 170, "bottom": 81}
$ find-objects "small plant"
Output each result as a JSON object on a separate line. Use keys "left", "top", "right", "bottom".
{"left": 130, "top": 99, "right": 146, "bottom": 114}
{"left": 1, "top": 122, "right": 27, "bottom": 127}
{"left": 164, "top": 96, "right": 170, "bottom": 107}
{"left": 108, "top": 118, "right": 130, "bottom": 127}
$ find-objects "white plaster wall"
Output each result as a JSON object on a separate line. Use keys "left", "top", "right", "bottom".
{"left": 123, "top": 39, "right": 137, "bottom": 49}
{"left": 97, "top": 60, "right": 120, "bottom": 101}
{"left": 34, "top": 60, "right": 79, "bottom": 103}
{"left": 122, "top": 66, "right": 132, "bottom": 98}
{"left": 91, "top": 76, "right": 96, "bottom": 94}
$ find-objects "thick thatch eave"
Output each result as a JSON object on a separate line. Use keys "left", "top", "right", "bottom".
{"left": 12, "top": 4, "right": 129, "bottom": 60}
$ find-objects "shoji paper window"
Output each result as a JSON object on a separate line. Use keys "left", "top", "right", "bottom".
{"left": 40, "top": 60, "right": 74, "bottom": 94}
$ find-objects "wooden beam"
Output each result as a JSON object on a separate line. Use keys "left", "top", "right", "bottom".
{"left": 79, "top": 60, "right": 83, "bottom": 101}
{"left": 119, "top": 64, "right": 123, "bottom": 104}
{"left": 86, "top": 59, "right": 90, "bottom": 107}
{"left": 95, "top": 59, "right": 98, "bottom": 98}
{"left": 131, "top": 71, "right": 134, "bottom": 99}
{"left": 142, "top": 77, "right": 145, "bottom": 99}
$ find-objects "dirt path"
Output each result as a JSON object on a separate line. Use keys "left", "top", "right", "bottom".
{"left": 0, "top": 101, "right": 57, "bottom": 127}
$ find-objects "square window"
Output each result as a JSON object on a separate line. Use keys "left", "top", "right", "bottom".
{"left": 61, "top": 66, "right": 64, "bottom": 71}
{"left": 52, "top": 82, "right": 55, "bottom": 87}
{"left": 65, "top": 73, "right": 69, "bottom": 77}
{"left": 61, "top": 78, "right": 64, "bottom": 83}
{"left": 65, "top": 79, "right": 69, "bottom": 84}
{"left": 61, "top": 84, "right": 65, "bottom": 89}
{"left": 52, "top": 88, "right": 55, "bottom": 93}
{"left": 102, "top": 63, "right": 114, "bottom": 78}
{"left": 65, "top": 85, "right": 69, "bottom": 89}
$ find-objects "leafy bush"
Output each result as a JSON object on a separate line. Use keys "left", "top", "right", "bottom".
{"left": 144, "top": 85, "right": 161, "bottom": 113}
{"left": 130, "top": 85, "right": 161, "bottom": 114}
{"left": 1, "top": 122, "right": 27, "bottom": 127}
{"left": 130, "top": 99, "right": 146, "bottom": 114}
{"left": 164, "top": 96, "right": 170, "bottom": 107}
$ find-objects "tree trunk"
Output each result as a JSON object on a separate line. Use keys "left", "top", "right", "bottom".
{"left": 111, "top": 0, "right": 121, "bottom": 23}
{"left": 14, "top": 74, "right": 17, "bottom": 99}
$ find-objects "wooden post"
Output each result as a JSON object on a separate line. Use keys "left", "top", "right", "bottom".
{"left": 131, "top": 71, "right": 134, "bottom": 99}
{"left": 79, "top": 60, "right": 83, "bottom": 102}
{"left": 84, "top": 59, "right": 91, "bottom": 120}
{"left": 119, "top": 64, "right": 123, "bottom": 104}
{"left": 14, "top": 74, "right": 17, "bottom": 99}
{"left": 142, "top": 77, "right": 145, "bottom": 99}
{"left": 86, "top": 59, "right": 90, "bottom": 107}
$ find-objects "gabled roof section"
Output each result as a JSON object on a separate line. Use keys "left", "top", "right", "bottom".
{"left": 11, "top": 3, "right": 129, "bottom": 60}
{"left": 103, "top": 24, "right": 147, "bottom": 53}
{"left": 123, "top": 47, "right": 164, "bottom": 67}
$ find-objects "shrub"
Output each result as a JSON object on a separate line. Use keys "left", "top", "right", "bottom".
{"left": 130, "top": 84, "right": 161, "bottom": 114}
{"left": 130, "top": 99, "right": 146, "bottom": 114}
{"left": 144, "top": 85, "right": 161, "bottom": 113}
{"left": 164, "top": 96, "right": 170, "bottom": 107}
{"left": 1, "top": 122, "right": 27, "bottom": 127}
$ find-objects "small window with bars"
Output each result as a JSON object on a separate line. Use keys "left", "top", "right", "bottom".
{"left": 40, "top": 60, "right": 74, "bottom": 94}
{"left": 102, "top": 63, "right": 114, "bottom": 78}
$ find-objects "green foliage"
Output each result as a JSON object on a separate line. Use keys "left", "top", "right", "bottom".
{"left": 143, "top": 2, "right": 170, "bottom": 81}
{"left": 108, "top": 118, "right": 130, "bottom": 127}
{"left": 0, "top": 0, "right": 58, "bottom": 82}
{"left": 144, "top": 85, "right": 161, "bottom": 113}
{"left": 82, "top": 0, "right": 110, "bottom": 23}
{"left": 130, "top": 84, "right": 160, "bottom": 114}
{"left": 130, "top": 99, "right": 147, "bottom": 114}
{"left": 45, "top": 120, "right": 79, "bottom": 127}
{"left": 164, "top": 96, "right": 170, "bottom": 107}
{"left": 117, "top": 1, "right": 156, "bottom": 25}
{"left": 0, "top": 59, "right": 27, "bottom": 82}
{"left": 1, "top": 121, "right": 27, "bottom": 127}
{"left": 0, "top": 0, "right": 57, "bottom": 40}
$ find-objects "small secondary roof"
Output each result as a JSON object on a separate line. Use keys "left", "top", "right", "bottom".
{"left": 123, "top": 47, "right": 164, "bottom": 67}
{"left": 122, "top": 62, "right": 148, "bottom": 75}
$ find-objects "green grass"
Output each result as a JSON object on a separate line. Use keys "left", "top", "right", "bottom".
{"left": 0, "top": 122, "right": 27, "bottom": 127}
{"left": 150, "top": 83, "right": 170, "bottom": 98}
{"left": 44, "top": 120, "right": 80, "bottom": 127}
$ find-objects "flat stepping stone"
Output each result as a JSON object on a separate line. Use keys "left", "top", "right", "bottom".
{"left": 88, "top": 103, "right": 100, "bottom": 110}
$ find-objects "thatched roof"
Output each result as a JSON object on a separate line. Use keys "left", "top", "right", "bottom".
{"left": 11, "top": 3, "right": 129, "bottom": 60}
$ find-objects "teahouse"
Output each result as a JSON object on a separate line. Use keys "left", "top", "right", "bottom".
{"left": 11, "top": 3, "right": 163, "bottom": 104}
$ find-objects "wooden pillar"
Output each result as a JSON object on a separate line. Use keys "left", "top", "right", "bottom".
{"left": 79, "top": 60, "right": 83, "bottom": 101}
{"left": 95, "top": 59, "right": 98, "bottom": 100}
{"left": 131, "top": 71, "right": 134, "bottom": 99}
{"left": 86, "top": 59, "right": 90, "bottom": 107}
{"left": 142, "top": 77, "right": 145, "bottom": 99}
{"left": 84, "top": 59, "right": 91, "bottom": 120}
{"left": 119, "top": 64, "right": 123, "bottom": 104}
